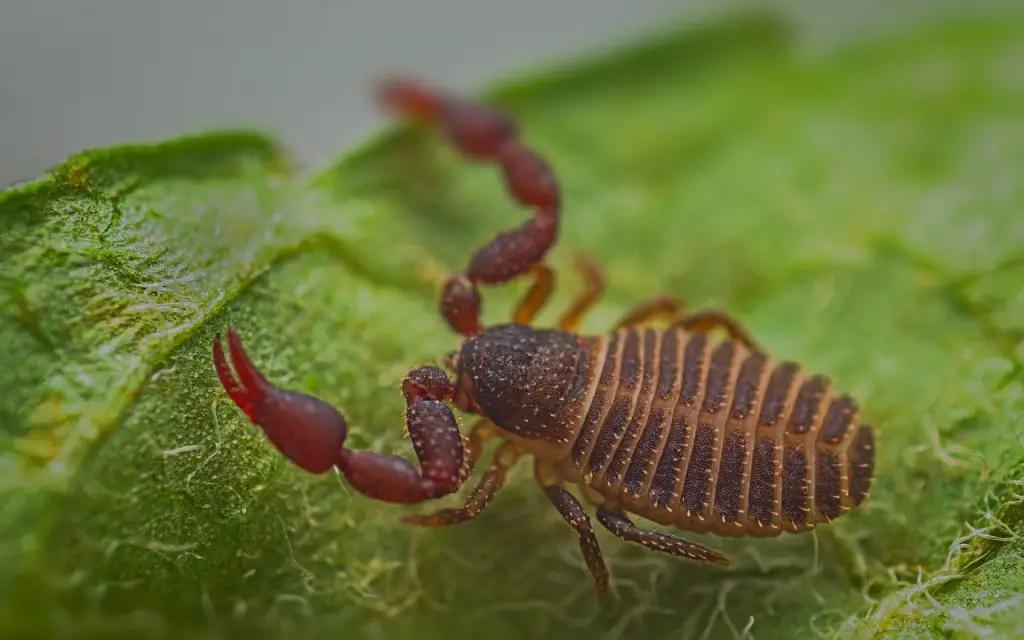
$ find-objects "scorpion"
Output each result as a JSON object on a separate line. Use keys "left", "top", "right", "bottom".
{"left": 213, "top": 78, "right": 876, "bottom": 598}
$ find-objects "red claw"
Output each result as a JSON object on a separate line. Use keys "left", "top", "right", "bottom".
{"left": 212, "top": 327, "right": 349, "bottom": 475}
{"left": 212, "top": 335, "right": 254, "bottom": 421}
{"left": 213, "top": 331, "right": 468, "bottom": 503}
{"left": 225, "top": 326, "right": 270, "bottom": 399}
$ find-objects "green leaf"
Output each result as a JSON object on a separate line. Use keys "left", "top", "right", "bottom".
{"left": 3, "top": 11, "right": 1023, "bottom": 639}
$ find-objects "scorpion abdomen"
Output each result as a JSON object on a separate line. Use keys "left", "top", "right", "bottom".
{"left": 559, "top": 326, "right": 875, "bottom": 538}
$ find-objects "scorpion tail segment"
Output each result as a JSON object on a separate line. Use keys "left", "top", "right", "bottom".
{"left": 338, "top": 368, "right": 466, "bottom": 504}
{"left": 465, "top": 207, "right": 557, "bottom": 284}
{"left": 440, "top": 276, "right": 483, "bottom": 337}
{"left": 376, "top": 77, "right": 449, "bottom": 121}
{"left": 213, "top": 328, "right": 349, "bottom": 475}
{"left": 377, "top": 78, "right": 560, "bottom": 336}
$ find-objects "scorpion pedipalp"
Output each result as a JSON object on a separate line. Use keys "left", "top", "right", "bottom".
{"left": 213, "top": 329, "right": 470, "bottom": 503}
{"left": 214, "top": 327, "right": 349, "bottom": 475}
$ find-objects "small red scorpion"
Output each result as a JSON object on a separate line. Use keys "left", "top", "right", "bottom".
{"left": 213, "top": 79, "right": 875, "bottom": 598}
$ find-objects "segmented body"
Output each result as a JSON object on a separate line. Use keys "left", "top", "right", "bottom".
{"left": 560, "top": 326, "right": 874, "bottom": 537}
{"left": 459, "top": 323, "right": 875, "bottom": 538}
{"left": 212, "top": 78, "right": 881, "bottom": 600}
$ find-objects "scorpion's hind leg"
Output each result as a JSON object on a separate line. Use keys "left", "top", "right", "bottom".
{"left": 673, "top": 310, "right": 760, "bottom": 351}
{"left": 535, "top": 461, "right": 611, "bottom": 599}
{"left": 214, "top": 328, "right": 470, "bottom": 504}
{"left": 513, "top": 264, "right": 554, "bottom": 325}
{"left": 556, "top": 256, "right": 606, "bottom": 332}
{"left": 615, "top": 296, "right": 685, "bottom": 328}
{"left": 557, "top": 260, "right": 687, "bottom": 333}
{"left": 378, "top": 79, "right": 560, "bottom": 337}
{"left": 595, "top": 506, "right": 731, "bottom": 567}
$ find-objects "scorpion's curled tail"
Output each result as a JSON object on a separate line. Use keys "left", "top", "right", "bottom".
{"left": 377, "top": 79, "right": 560, "bottom": 337}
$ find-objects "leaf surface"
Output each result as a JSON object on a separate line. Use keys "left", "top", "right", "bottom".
{"left": 2, "top": 12, "right": 1023, "bottom": 639}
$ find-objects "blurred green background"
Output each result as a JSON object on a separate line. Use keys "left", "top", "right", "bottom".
{"left": 2, "top": 5, "right": 1023, "bottom": 639}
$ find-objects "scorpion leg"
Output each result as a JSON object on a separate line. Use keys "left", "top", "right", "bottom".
{"left": 556, "top": 256, "right": 606, "bottom": 332}
{"left": 512, "top": 264, "right": 554, "bottom": 325}
{"left": 536, "top": 461, "right": 611, "bottom": 599}
{"left": 674, "top": 310, "right": 760, "bottom": 351}
{"left": 595, "top": 506, "right": 731, "bottom": 566}
{"left": 402, "top": 440, "right": 521, "bottom": 526}
{"left": 615, "top": 295, "right": 685, "bottom": 328}
{"left": 378, "top": 79, "right": 560, "bottom": 337}
{"left": 214, "top": 327, "right": 468, "bottom": 504}
{"left": 460, "top": 417, "right": 497, "bottom": 477}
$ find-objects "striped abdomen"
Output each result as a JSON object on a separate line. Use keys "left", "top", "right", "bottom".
{"left": 559, "top": 327, "right": 875, "bottom": 537}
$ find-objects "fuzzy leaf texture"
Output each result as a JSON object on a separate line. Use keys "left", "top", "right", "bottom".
{"left": 2, "top": 11, "right": 1023, "bottom": 640}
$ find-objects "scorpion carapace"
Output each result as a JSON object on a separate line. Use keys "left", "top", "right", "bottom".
{"left": 213, "top": 78, "right": 876, "bottom": 599}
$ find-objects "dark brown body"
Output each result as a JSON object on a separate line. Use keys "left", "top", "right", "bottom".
{"left": 455, "top": 324, "right": 875, "bottom": 539}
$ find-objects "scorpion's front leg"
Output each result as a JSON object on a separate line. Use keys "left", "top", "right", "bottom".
{"left": 402, "top": 440, "right": 522, "bottom": 527}
{"left": 213, "top": 327, "right": 468, "bottom": 504}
